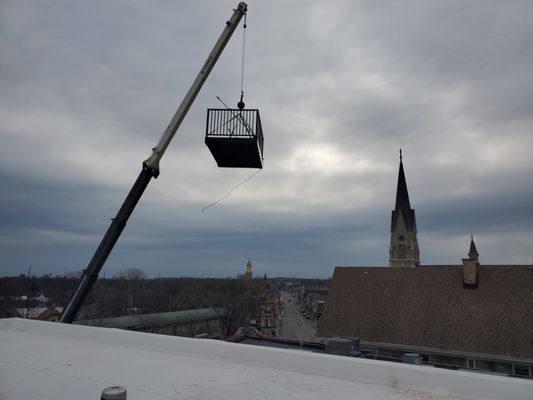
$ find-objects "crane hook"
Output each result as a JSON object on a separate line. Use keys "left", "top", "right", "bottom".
{"left": 237, "top": 91, "right": 245, "bottom": 110}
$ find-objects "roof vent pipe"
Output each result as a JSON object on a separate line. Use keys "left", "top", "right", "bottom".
{"left": 101, "top": 386, "right": 127, "bottom": 400}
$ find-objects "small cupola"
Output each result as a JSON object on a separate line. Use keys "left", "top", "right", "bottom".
{"left": 463, "top": 236, "right": 480, "bottom": 288}
{"left": 468, "top": 234, "right": 479, "bottom": 263}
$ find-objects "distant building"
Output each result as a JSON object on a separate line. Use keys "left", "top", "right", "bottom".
{"left": 256, "top": 284, "right": 280, "bottom": 336}
{"left": 75, "top": 308, "right": 226, "bottom": 339}
{"left": 389, "top": 151, "right": 420, "bottom": 267}
{"left": 244, "top": 259, "right": 253, "bottom": 281}
{"left": 15, "top": 307, "right": 62, "bottom": 321}
{"left": 300, "top": 287, "right": 328, "bottom": 322}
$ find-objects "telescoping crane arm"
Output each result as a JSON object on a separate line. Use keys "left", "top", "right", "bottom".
{"left": 59, "top": 3, "right": 248, "bottom": 324}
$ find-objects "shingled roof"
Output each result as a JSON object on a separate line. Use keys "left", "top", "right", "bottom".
{"left": 317, "top": 266, "right": 533, "bottom": 358}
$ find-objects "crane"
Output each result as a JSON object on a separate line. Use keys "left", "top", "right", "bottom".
{"left": 59, "top": 3, "right": 248, "bottom": 323}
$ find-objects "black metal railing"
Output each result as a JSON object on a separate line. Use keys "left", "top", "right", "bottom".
{"left": 256, "top": 111, "right": 264, "bottom": 157}
{"left": 206, "top": 109, "right": 258, "bottom": 136}
{"left": 206, "top": 108, "right": 264, "bottom": 160}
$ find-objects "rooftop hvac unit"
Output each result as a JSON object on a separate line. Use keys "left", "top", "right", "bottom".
{"left": 325, "top": 337, "right": 361, "bottom": 356}
{"left": 401, "top": 353, "right": 423, "bottom": 365}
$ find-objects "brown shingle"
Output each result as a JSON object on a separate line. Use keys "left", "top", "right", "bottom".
{"left": 317, "top": 266, "right": 533, "bottom": 358}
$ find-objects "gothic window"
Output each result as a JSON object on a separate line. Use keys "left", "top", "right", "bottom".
{"left": 398, "top": 244, "right": 406, "bottom": 259}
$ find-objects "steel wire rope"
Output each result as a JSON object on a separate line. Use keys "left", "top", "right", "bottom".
{"left": 201, "top": 14, "right": 261, "bottom": 212}
{"left": 240, "top": 12, "right": 247, "bottom": 104}
{"left": 201, "top": 168, "right": 261, "bottom": 212}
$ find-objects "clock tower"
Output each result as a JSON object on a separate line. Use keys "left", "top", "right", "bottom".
{"left": 389, "top": 151, "right": 420, "bottom": 267}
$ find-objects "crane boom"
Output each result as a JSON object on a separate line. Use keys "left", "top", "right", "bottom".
{"left": 144, "top": 2, "right": 248, "bottom": 172}
{"left": 59, "top": 3, "right": 248, "bottom": 323}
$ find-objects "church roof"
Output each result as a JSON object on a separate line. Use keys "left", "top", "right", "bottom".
{"left": 317, "top": 266, "right": 533, "bottom": 358}
{"left": 391, "top": 158, "right": 416, "bottom": 231}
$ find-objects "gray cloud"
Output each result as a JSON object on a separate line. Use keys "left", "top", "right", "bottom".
{"left": 1, "top": 0, "right": 532, "bottom": 278}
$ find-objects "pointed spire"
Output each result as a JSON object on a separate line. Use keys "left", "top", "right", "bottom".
{"left": 395, "top": 150, "right": 411, "bottom": 212}
{"left": 391, "top": 150, "right": 416, "bottom": 232}
{"left": 468, "top": 235, "right": 479, "bottom": 262}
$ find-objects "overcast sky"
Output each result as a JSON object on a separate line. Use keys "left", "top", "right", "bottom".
{"left": 1, "top": 0, "right": 532, "bottom": 278}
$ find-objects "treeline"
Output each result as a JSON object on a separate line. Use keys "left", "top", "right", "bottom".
{"left": 0, "top": 274, "right": 78, "bottom": 307}
{"left": 0, "top": 270, "right": 266, "bottom": 336}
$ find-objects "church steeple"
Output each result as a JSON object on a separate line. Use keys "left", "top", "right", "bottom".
{"left": 393, "top": 150, "right": 414, "bottom": 230}
{"left": 389, "top": 150, "right": 420, "bottom": 267}
{"left": 468, "top": 235, "right": 479, "bottom": 263}
{"left": 244, "top": 258, "right": 253, "bottom": 281}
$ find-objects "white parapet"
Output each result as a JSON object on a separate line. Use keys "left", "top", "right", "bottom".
{"left": 0, "top": 318, "right": 531, "bottom": 400}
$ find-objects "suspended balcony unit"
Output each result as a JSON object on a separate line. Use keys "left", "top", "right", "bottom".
{"left": 205, "top": 108, "right": 264, "bottom": 169}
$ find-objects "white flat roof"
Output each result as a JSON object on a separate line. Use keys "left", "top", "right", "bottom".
{"left": 1, "top": 318, "right": 531, "bottom": 400}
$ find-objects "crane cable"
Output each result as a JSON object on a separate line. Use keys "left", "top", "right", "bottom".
{"left": 201, "top": 14, "right": 260, "bottom": 213}
{"left": 239, "top": 12, "right": 247, "bottom": 108}
{"left": 201, "top": 169, "right": 261, "bottom": 212}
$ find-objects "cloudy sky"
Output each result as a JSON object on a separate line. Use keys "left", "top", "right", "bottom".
{"left": 1, "top": 1, "right": 532, "bottom": 278}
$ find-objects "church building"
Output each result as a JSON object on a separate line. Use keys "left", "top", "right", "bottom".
{"left": 244, "top": 259, "right": 253, "bottom": 281}
{"left": 389, "top": 151, "right": 420, "bottom": 267}
{"left": 317, "top": 152, "right": 533, "bottom": 377}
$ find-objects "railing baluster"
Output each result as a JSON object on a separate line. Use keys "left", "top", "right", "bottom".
{"left": 206, "top": 109, "right": 262, "bottom": 138}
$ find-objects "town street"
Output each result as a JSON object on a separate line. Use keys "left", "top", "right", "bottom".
{"left": 277, "top": 291, "right": 317, "bottom": 342}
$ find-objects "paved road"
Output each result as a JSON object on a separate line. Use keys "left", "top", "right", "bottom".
{"left": 277, "top": 291, "right": 317, "bottom": 342}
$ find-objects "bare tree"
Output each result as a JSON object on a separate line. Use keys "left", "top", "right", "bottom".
{"left": 115, "top": 268, "right": 147, "bottom": 280}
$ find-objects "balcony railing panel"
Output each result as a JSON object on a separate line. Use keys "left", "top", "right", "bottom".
{"left": 205, "top": 108, "right": 263, "bottom": 169}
